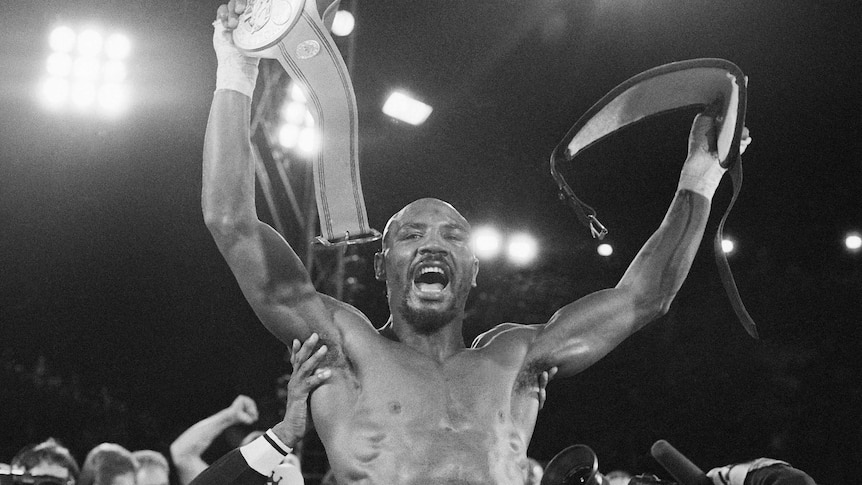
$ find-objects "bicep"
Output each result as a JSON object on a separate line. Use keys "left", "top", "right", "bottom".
{"left": 215, "top": 221, "right": 335, "bottom": 346}
{"left": 526, "top": 288, "right": 643, "bottom": 378}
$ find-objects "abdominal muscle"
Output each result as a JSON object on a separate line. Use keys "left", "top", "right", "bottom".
{"left": 326, "top": 413, "right": 528, "bottom": 485}
{"left": 310, "top": 359, "right": 535, "bottom": 485}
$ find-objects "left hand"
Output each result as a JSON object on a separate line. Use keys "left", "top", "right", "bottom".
{"left": 271, "top": 333, "right": 332, "bottom": 447}
{"left": 680, "top": 105, "right": 752, "bottom": 198}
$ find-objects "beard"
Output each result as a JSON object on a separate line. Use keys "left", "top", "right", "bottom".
{"left": 398, "top": 294, "right": 459, "bottom": 335}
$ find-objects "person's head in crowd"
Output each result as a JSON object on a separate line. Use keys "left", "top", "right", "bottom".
{"left": 605, "top": 469, "right": 633, "bottom": 485}
{"left": 130, "top": 451, "right": 168, "bottom": 485}
{"left": 11, "top": 438, "right": 80, "bottom": 485}
{"left": 78, "top": 443, "right": 137, "bottom": 485}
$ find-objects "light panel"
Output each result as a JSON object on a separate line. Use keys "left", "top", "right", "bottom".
{"left": 382, "top": 91, "right": 433, "bottom": 126}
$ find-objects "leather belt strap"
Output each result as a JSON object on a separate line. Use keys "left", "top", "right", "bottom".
{"left": 550, "top": 58, "right": 758, "bottom": 339}
{"left": 233, "top": 0, "right": 381, "bottom": 246}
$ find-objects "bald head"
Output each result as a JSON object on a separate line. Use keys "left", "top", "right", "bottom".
{"left": 382, "top": 198, "right": 471, "bottom": 249}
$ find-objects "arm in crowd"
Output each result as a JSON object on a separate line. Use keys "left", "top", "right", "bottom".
{"left": 170, "top": 395, "right": 259, "bottom": 485}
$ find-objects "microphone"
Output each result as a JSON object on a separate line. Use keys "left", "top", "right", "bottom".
{"left": 650, "top": 440, "right": 711, "bottom": 485}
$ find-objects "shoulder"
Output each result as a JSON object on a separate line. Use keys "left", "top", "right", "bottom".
{"left": 471, "top": 322, "right": 543, "bottom": 349}
{"left": 318, "top": 293, "right": 375, "bottom": 330}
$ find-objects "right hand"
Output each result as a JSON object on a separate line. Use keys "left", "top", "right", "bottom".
{"left": 227, "top": 394, "right": 259, "bottom": 425}
{"left": 216, "top": 0, "right": 248, "bottom": 31}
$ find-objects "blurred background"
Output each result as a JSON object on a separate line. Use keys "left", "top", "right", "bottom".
{"left": 1, "top": 0, "right": 860, "bottom": 482}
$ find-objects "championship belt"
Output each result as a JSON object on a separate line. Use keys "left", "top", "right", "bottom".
{"left": 550, "top": 58, "right": 758, "bottom": 339}
{"left": 233, "top": 0, "right": 381, "bottom": 246}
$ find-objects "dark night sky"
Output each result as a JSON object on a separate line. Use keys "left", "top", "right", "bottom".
{"left": 2, "top": 0, "right": 861, "bottom": 482}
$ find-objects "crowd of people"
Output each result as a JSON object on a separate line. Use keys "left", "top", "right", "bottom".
{"left": 2, "top": 332, "right": 816, "bottom": 485}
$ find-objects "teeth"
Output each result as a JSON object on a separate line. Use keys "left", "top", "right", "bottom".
{"left": 420, "top": 267, "right": 444, "bottom": 275}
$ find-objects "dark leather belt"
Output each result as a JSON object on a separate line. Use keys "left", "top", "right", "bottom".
{"left": 551, "top": 58, "right": 758, "bottom": 339}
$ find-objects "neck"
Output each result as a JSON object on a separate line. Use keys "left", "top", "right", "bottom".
{"left": 388, "top": 312, "right": 466, "bottom": 362}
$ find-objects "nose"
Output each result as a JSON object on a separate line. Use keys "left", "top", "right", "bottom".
{"left": 418, "top": 231, "right": 449, "bottom": 255}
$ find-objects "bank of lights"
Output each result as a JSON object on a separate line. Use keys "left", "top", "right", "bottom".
{"left": 277, "top": 82, "right": 318, "bottom": 155}
{"left": 39, "top": 26, "right": 131, "bottom": 116}
{"left": 472, "top": 226, "right": 538, "bottom": 266}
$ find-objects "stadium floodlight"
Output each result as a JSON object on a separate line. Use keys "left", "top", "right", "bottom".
{"left": 49, "top": 26, "right": 76, "bottom": 53}
{"left": 845, "top": 232, "right": 861, "bottom": 252}
{"left": 278, "top": 124, "right": 301, "bottom": 149}
{"left": 104, "top": 33, "right": 131, "bottom": 60}
{"left": 597, "top": 243, "right": 613, "bottom": 257}
{"left": 297, "top": 127, "right": 319, "bottom": 154}
{"left": 472, "top": 226, "right": 503, "bottom": 260}
{"left": 46, "top": 53, "right": 73, "bottom": 77}
{"left": 507, "top": 233, "right": 538, "bottom": 266}
{"left": 97, "top": 83, "right": 129, "bottom": 115}
{"left": 76, "top": 29, "right": 103, "bottom": 57}
{"left": 382, "top": 91, "right": 433, "bottom": 126}
{"left": 721, "top": 238, "right": 736, "bottom": 254}
{"left": 40, "top": 25, "right": 132, "bottom": 117}
{"left": 41, "top": 77, "right": 69, "bottom": 109}
{"left": 331, "top": 10, "right": 355, "bottom": 37}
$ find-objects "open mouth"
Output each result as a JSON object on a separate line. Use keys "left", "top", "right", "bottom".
{"left": 413, "top": 265, "right": 450, "bottom": 293}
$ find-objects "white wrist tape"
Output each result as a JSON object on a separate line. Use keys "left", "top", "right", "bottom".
{"left": 213, "top": 21, "right": 259, "bottom": 98}
{"left": 239, "top": 429, "right": 293, "bottom": 477}
{"left": 677, "top": 161, "right": 726, "bottom": 200}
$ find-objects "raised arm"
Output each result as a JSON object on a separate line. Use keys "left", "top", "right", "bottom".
{"left": 526, "top": 109, "right": 750, "bottom": 377}
{"left": 170, "top": 395, "right": 259, "bottom": 485}
{"left": 202, "top": 1, "right": 337, "bottom": 347}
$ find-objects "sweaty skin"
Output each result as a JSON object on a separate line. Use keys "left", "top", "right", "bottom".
{"left": 204, "top": 2, "right": 747, "bottom": 483}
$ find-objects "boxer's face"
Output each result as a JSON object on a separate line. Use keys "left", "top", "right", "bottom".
{"left": 376, "top": 199, "right": 478, "bottom": 333}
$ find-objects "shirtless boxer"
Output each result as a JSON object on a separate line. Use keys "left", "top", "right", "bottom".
{"left": 203, "top": 2, "right": 750, "bottom": 483}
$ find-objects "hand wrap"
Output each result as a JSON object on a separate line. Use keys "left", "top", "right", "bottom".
{"left": 213, "top": 21, "right": 260, "bottom": 98}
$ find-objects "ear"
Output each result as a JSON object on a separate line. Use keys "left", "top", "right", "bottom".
{"left": 373, "top": 251, "right": 387, "bottom": 281}
{"left": 470, "top": 256, "right": 479, "bottom": 287}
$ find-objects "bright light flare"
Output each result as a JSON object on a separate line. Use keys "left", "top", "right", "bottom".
{"left": 40, "top": 78, "right": 69, "bottom": 109}
{"left": 46, "top": 53, "right": 73, "bottom": 77}
{"left": 597, "top": 243, "right": 613, "bottom": 257}
{"left": 278, "top": 124, "right": 301, "bottom": 149}
{"left": 331, "top": 10, "right": 355, "bottom": 36}
{"left": 73, "top": 56, "right": 100, "bottom": 81}
{"left": 845, "top": 233, "right": 862, "bottom": 252}
{"left": 472, "top": 226, "right": 502, "bottom": 260}
{"left": 289, "top": 82, "right": 307, "bottom": 102}
{"left": 297, "top": 127, "right": 319, "bottom": 154}
{"left": 721, "top": 238, "right": 736, "bottom": 254}
{"left": 71, "top": 82, "right": 97, "bottom": 110}
{"left": 104, "top": 33, "right": 131, "bottom": 59}
{"left": 49, "top": 26, "right": 76, "bottom": 53}
{"left": 382, "top": 91, "right": 433, "bottom": 126}
{"left": 98, "top": 84, "right": 129, "bottom": 115}
{"left": 507, "top": 233, "right": 538, "bottom": 266}
{"left": 77, "top": 29, "right": 103, "bottom": 56}
{"left": 102, "top": 60, "right": 127, "bottom": 83}
{"left": 283, "top": 101, "right": 308, "bottom": 125}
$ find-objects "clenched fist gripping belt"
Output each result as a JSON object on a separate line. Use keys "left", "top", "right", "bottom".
{"left": 550, "top": 58, "right": 759, "bottom": 339}
{"left": 233, "top": 0, "right": 380, "bottom": 246}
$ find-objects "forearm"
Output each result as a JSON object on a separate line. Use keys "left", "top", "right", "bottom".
{"left": 171, "top": 408, "right": 239, "bottom": 463}
{"left": 202, "top": 90, "right": 258, "bottom": 232}
{"left": 616, "top": 189, "right": 711, "bottom": 318}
